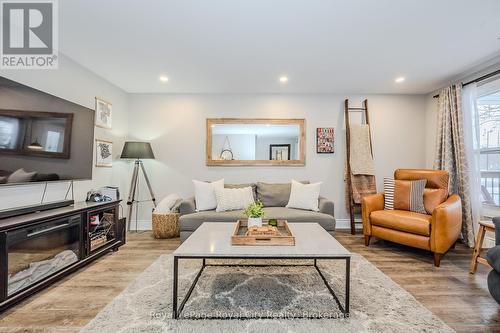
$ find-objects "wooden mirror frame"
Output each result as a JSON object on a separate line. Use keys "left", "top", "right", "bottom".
{"left": 206, "top": 118, "right": 305, "bottom": 166}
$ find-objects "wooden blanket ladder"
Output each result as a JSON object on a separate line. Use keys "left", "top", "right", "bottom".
{"left": 345, "top": 99, "right": 374, "bottom": 235}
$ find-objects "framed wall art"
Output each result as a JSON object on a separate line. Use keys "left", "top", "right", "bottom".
{"left": 95, "top": 139, "right": 113, "bottom": 167}
{"left": 95, "top": 97, "right": 112, "bottom": 129}
{"left": 316, "top": 127, "right": 334, "bottom": 154}
{"left": 269, "top": 144, "right": 291, "bottom": 160}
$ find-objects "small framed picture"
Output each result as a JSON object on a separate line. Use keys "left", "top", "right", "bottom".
{"left": 95, "top": 97, "right": 112, "bottom": 129}
{"left": 95, "top": 139, "right": 113, "bottom": 167}
{"left": 269, "top": 144, "right": 291, "bottom": 160}
{"left": 317, "top": 128, "right": 334, "bottom": 154}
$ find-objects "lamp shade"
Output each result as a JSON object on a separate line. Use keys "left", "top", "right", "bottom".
{"left": 120, "top": 141, "right": 155, "bottom": 159}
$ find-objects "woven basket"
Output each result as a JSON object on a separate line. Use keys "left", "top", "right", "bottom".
{"left": 152, "top": 213, "right": 180, "bottom": 239}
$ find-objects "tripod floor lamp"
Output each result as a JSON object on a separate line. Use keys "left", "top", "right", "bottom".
{"left": 120, "top": 141, "right": 157, "bottom": 231}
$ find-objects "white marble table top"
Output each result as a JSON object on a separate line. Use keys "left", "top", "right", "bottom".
{"left": 174, "top": 222, "right": 351, "bottom": 258}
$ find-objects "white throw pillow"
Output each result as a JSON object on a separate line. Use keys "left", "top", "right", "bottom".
{"left": 193, "top": 179, "right": 224, "bottom": 211}
{"left": 215, "top": 187, "right": 254, "bottom": 212}
{"left": 154, "top": 193, "right": 181, "bottom": 214}
{"left": 286, "top": 179, "right": 322, "bottom": 211}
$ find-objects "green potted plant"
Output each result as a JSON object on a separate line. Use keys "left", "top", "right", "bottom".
{"left": 243, "top": 200, "right": 265, "bottom": 228}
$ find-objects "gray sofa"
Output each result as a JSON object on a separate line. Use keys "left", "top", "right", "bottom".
{"left": 487, "top": 217, "right": 500, "bottom": 305}
{"left": 179, "top": 182, "right": 335, "bottom": 242}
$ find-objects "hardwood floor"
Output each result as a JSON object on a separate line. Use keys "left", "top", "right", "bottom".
{"left": 336, "top": 231, "right": 500, "bottom": 333}
{"left": 0, "top": 230, "right": 499, "bottom": 332}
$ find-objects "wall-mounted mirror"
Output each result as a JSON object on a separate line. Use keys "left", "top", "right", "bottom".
{"left": 206, "top": 118, "right": 305, "bottom": 166}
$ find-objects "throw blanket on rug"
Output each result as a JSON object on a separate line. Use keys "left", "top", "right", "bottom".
{"left": 349, "top": 124, "right": 375, "bottom": 176}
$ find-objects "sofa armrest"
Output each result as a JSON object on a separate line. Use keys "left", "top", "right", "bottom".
{"left": 430, "top": 194, "right": 462, "bottom": 254}
{"left": 361, "top": 193, "right": 384, "bottom": 236}
{"left": 318, "top": 197, "right": 334, "bottom": 218}
{"left": 179, "top": 197, "right": 196, "bottom": 216}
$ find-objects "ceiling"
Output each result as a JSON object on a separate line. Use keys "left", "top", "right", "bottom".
{"left": 60, "top": 0, "right": 500, "bottom": 94}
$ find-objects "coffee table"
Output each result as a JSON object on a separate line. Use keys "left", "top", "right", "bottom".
{"left": 172, "top": 222, "right": 351, "bottom": 319}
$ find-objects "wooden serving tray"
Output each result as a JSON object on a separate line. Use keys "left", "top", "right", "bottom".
{"left": 231, "top": 219, "right": 295, "bottom": 246}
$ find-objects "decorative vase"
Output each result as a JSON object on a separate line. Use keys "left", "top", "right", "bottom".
{"left": 247, "top": 217, "right": 263, "bottom": 228}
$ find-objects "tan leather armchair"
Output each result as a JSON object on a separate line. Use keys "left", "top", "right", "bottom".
{"left": 362, "top": 169, "right": 462, "bottom": 267}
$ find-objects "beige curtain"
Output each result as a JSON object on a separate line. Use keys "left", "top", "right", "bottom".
{"left": 434, "top": 85, "right": 475, "bottom": 246}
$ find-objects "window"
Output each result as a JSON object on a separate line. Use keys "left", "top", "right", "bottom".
{"left": 478, "top": 87, "right": 500, "bottom": 205}
{"left": 45, "top": 130, "right": 61, "bottom": 152}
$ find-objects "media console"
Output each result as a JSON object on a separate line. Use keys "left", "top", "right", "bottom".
{"left": 0, "top": 200, "right": 125, "bottom": 311}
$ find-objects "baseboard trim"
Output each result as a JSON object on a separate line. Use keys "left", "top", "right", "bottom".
{"left": 335, "top": 218, "right": 362, "bottom": 231}
{"left": 129, "top": 218, "right": 361, "bottom": 232}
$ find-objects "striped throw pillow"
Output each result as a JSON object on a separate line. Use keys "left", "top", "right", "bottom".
{"left": 408, "top": 180, "right": 427, "bottom": 214}
{"left": 384, "top": 178, "right": 395, "bottom": 210}
{"left": 384, "top": 178, "right": 427, "bottom": 214}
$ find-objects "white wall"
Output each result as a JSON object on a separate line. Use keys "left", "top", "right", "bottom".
{"left": 0, "top": 54, "right": 129, "bottom": 212}
{"left": 425, "top": 94, "right": 438, "bottom": 168}
{"left": 128, "top": 94, "right": 427, "bottom": 225}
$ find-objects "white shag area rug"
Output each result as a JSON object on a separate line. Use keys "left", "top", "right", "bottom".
{"left": 80, "top": 253, "right": 454, "bottom": 333}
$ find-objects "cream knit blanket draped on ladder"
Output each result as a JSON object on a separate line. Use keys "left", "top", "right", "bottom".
{"left": 349, "top": 124, "right": 375, "bottom": 175}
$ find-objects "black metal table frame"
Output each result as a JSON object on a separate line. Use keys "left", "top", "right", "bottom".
{"left": 172, "top": 255, "right": 350, "bottom": 320}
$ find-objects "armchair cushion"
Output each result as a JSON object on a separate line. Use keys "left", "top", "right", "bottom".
{"left": 423, "top": 188, "right": 448, "bottom": 215}
{"left": 394, "top": 169, "right": 449, "bottom": 191}
{"left": 370, "top": 210, "right": 431, "bottom": 236}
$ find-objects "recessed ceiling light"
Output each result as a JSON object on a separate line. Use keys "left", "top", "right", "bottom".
{"left": 279, "top": 76, "right": 288, "bottom": 83}
{"left": 159, "top": 75, "right": 169, "bottom": 82}
{"left": 395, "top": 77, "right": 405, "bottom": 83}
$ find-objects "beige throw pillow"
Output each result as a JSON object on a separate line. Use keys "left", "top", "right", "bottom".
{"left": 215, "top": 187, "right": 254, "bottom": 212}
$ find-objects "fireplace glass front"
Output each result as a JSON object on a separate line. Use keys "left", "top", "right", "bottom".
{"left": 6, "top": 215, "right": 81, "bottom": 296}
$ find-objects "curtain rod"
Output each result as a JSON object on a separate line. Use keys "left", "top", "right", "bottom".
{"left": 432, "top": 68, "right": 500, "bottom": 98}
